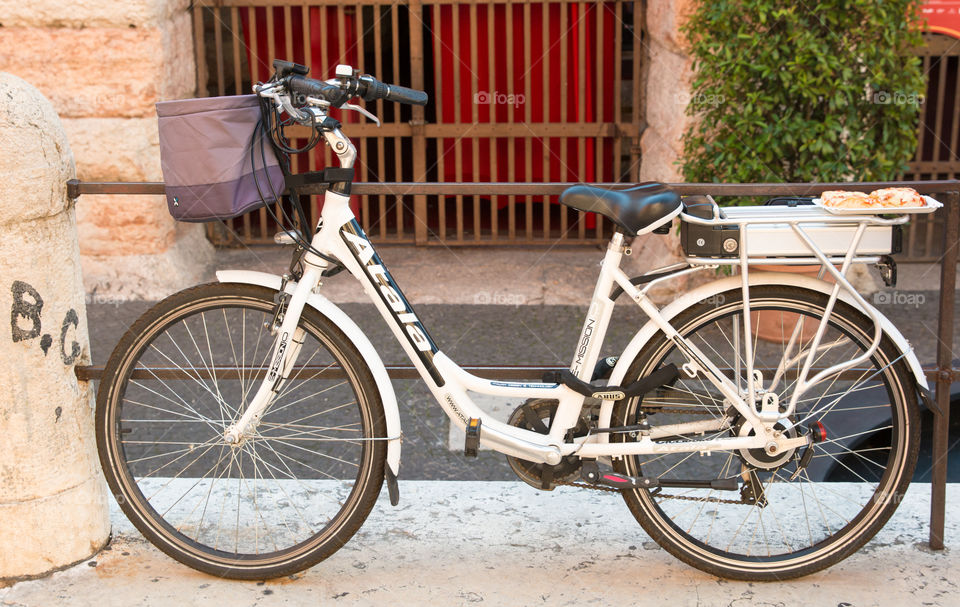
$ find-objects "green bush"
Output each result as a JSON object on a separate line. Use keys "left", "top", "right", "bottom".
{"left": 681, "top": 1, "right": 925, "bottom": 189}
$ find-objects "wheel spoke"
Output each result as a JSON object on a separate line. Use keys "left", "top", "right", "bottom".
{"left": 616, "top": 289, "right": 914, "bottom": 577}
{"left": 103, "top": 291, "right": 380, "bottom": 573}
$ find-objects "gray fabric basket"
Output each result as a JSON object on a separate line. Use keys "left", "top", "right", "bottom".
{"left": 157, "top": 94, "right": 284, "bottom": 222}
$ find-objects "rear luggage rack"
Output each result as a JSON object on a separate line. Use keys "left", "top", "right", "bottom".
{"left": 680, "top": 198, "right": 908, "bottom": 261}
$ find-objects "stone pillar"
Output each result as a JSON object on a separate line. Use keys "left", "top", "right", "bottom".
{"left": 0, "top": 0, "right": 214, "bottom": 301}
{"left": 0, "top": 74, "right": 110, "bottom": 581}
{"left": 639, "top": 0, "right": 696, "bottom": 185}
{"left": 625, "top": 0, "right": 698, "bottom": 300}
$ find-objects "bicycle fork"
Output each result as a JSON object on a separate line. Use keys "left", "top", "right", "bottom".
{"left": 223, "top": 121, "right": 359, "bottom": 445}
{"left": 223, "top": 264, "right": 324, "bottom": 444}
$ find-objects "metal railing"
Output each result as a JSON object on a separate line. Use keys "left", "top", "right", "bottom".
{"left": 191, "top": 0, "right": 642, "bottom": 246}
{"left": 899, "top": 33, "right": 960, "bottom": 260}
{"left": 67, "top": 178, "right": 960, "bottom": 549}
{"left": 184, "top": 15, "right": 960, "bottom": 258}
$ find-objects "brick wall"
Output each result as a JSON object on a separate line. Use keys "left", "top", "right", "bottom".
{"left": 0, "top": 0, "right": 213, "bottom": 300}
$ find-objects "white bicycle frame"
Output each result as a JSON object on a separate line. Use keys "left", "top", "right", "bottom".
{"left": 224, "top": 87, "right": 929, "bottom": 471}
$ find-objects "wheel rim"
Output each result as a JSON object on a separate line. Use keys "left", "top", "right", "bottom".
{"left": 103, "top": 294, "right": 377, "bottom": 566}
{"left": 619, "top": 292, "right": 912, "bottom": 571}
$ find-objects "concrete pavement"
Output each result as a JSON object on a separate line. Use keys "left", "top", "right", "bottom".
{"left": 1, "top": 482, "right": 957, "bottom": 606}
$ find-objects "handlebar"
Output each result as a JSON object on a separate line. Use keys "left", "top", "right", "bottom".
{"left": 382, "top": 83, "right": 429, "bottom": 106}
{"left": 283, "top": 66, "right": 428, "bottom": 108}
{"left": 287, "top": 75, "right": 351, "bottom": 107}
{"left": 353, "top": 75, "right": 429, "bottom": 106}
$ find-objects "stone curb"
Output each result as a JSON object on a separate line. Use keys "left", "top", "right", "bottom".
{"left": 1, "top": 482, "right": 956, "bottom": 606}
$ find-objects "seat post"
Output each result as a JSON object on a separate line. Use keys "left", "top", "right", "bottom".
{"left": 607, "top": 230, "right": 625, "bottom": 253}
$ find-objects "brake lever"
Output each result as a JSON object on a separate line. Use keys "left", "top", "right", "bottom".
{"left": 341, "top": 102, "right": 381, "bottom": 127}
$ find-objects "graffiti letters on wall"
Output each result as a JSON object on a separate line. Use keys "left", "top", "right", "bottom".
{"left": 10, "top": 280, "right": 80, "bottom": 365}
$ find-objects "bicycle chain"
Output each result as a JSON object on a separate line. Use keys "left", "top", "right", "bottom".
{"left": 552, "top": 405, "right": 739, "bottom": 503}
{"left": 563, "top": 403, "right": 740, "bottom": 503}
{"left": 643, "top": 407, "right": 718, "bottom": 416}
{"left": 554, "top": 480, "right": 746, "bottom": 504}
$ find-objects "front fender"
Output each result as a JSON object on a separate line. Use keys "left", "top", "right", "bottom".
{"left": 216, "top": 270, "right": 402, "bottom": 479}
{"left": 603, "top": 271, "right": 928, "bottom": 425}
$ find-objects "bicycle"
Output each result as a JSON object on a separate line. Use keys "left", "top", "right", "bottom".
{"left": 96, "top": 60, "right": 937, "bottom": 581}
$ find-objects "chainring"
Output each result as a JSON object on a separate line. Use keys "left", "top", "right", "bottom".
{"left": 505, "top": 398, "right": 591, "bottom": 491}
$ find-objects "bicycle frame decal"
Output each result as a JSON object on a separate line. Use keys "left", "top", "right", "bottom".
{"left": 267, "top": 331, "right": 289, "bottom": 383}
{"left": 571, "top": 316, "right": 596, "bottom": 376}
{"left": 339, "top": 219, "right": 445, "bottom": 386}
{"left": 443, "top": 393, "right": 470, "bottom": 424}
{"left": 490, "top": 380, "right": 556, "bottom": 389}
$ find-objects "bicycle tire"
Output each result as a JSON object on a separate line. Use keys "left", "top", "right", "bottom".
{"left": 612, "top": 285, "right": 919, "bottom": 580}
{"left": 96, "top": 283, "right": 387, "bottom": 579}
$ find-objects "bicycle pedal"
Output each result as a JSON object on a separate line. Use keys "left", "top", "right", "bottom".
{"left": 463, "top": 418, "right": 481, "bottom": 458}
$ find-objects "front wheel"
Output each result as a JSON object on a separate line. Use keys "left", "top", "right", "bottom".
{"left": 613, "top": 286, "right": 919, "bottom": 580}
{"left": 96, "top": 283, "right": 387, "bottom": 579}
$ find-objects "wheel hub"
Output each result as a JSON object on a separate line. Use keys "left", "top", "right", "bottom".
{"left": 736, "top": 419, "right": 798, "bottom": 469}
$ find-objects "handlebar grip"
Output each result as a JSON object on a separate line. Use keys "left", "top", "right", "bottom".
{"left": 287, "top": 75, "right": 349, "bottom": 106}
{"left": 383, "top": 84, "right": 428, "bottom": 106}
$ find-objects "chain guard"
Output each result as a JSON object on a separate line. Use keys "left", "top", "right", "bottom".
{"left": 506, "top": 399, "right": 591, "bottom": 491}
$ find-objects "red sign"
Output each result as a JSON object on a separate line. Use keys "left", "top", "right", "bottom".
{"left": 923, "top": 1, "right": 960, "bottom": 38}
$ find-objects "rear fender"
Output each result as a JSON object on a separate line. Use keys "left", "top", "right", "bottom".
{"left": 601, "top": 271, "right": 928, "bottom": 427}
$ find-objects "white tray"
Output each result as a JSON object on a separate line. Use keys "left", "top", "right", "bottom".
{"left": 812, "top": 194, "right": 943, "bottom": 215}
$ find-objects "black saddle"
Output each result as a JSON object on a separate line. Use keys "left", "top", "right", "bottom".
{"left": 559, "top": 182, "right": 681, "bottom": 236}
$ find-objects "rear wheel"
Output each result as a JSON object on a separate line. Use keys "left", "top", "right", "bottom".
{"left": 96, "top": 283, "right": 387, "bottom": 579}
{"left": 614, "top": 286, "right": 919, "bottom": 580}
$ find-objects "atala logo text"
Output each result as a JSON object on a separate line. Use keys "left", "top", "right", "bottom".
{"left": 268, "top": 332, "right": 289, "bottom": 380}
{"left": 343, "top": 230, "right": 432, "bottom": 351}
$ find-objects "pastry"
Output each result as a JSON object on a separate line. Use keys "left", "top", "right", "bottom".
{"left": 821, "top": 190, "right": 875, "bottom": 209}
{"left": 869, "top": 187, "right": 924, "bottom": 208}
